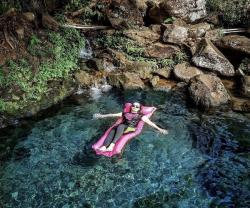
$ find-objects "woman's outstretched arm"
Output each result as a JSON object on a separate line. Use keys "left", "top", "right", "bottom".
{"left": 142, "top": 116, "right": 168, "bottom": 134}
{"left": 93, "top": 112, "right": 123, "bottom": 119}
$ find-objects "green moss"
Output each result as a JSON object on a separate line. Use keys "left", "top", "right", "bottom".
{"left": 0, "top": 28, "right": 85, "bottom": 115}
{"left": 206, "top": 0, "right": 250, "bottom": 26}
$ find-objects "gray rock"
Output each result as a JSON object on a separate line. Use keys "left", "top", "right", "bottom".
{"left": 105, "top": 0, "right": 144, "bottom": 28}
{"left": 216, "top": 35, "right": 250, "bottom": 56}
{"left": 143, "top": 42, "right": 180, "bottom": 59}
{"left": 241, "top": 75, "right": 250, "bottom": 98}
{"left": 163, "top": 24, "right": 188, "bottom": 45}
{"left": 192, "top": 39, "right": 235, "bottom": 76}
{"left": 189, "top": 74, "right": 231, "bottom": 108}
{"left": 123, "top": 27, "right": 161, "bottom": 45}
{"left": 107, "top": 72, "right": 145, "bottom": 89}
{"left": 160, "top": 0, "right": 207, "bottom": 22}
{"left": 153, "top": 67, "right": 171, "bottom": 79}
{"left": 174, "top": 62, "right": 203, "bottom": 82}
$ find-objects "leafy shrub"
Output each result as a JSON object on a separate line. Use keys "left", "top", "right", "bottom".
{"left": 0, "top": 28, "right": 85, "bottom": 114}
{"left": 206, "top": 0, "right": 250, "bottom": 26}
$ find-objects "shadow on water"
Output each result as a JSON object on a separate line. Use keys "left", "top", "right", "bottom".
{"left": 71, "top": 136, "right": 100, "bottom": 167}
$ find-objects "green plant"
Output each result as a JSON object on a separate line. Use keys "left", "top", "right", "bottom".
{"left": 95, "top": 32, "right": 145, "bottom": 58}
{"left": 164, "top": 17, "right": 176, "bottom": 24}
{"left": 65, "top": 0, "right": 91, "bottom": 11}
{"left": 0, "top": 28, "right": 85, "bottom": 115}
{"left": 206, "top": 0, "right": 250, "bottom": 26}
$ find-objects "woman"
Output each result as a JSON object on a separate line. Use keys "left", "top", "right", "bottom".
{"left": 93, "top": 102, "right": 168, "bottom": 152}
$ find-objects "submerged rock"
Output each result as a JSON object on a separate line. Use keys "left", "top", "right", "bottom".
{"left": 216, "top": 35, "right": 250, "bottom": 56}
{"left": 192, "top": 39, "right": 235, "bottom": 76}
{"left": 241, "top": 75, "right": 250, "bottom": 98}
{"left": 238, "top": 58, "right": 250, "bottom": 98}
{"left": 174, "top": 62, "right": 203, "bottom": 82}
{"left": 189, "top": 74, "right": 231, "bottom": 108}
{"left": 160, "top": 0, "right": 207, "bottom": 22}
{"left": 231, "top": 96, "right": 250, "bottom": 112}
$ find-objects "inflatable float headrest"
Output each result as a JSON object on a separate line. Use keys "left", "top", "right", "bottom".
{"left": 123, "top": 103, "right": 156, "bottom": 115}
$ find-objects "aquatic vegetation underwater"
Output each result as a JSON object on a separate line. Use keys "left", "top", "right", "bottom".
{"left": 0, "top": 90, "right": 249, "bottom": 207}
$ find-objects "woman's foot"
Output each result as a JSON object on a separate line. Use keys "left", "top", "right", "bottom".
{"left": 106, "top": 143, "right": 115, "bottom": 151}
{"left": 98, "top": 146, "right": 107, "bottom": 151}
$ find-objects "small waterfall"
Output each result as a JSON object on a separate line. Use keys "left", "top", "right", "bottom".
{"left": 89, "top": 77, "right": 112, "bottom": 100}
{"left": 79, "top": 39, "right": 93, "bottom": 59}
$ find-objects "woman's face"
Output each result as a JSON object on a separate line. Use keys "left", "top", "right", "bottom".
{"left": 131, "top": 102, "right": 140, "bottom": 113}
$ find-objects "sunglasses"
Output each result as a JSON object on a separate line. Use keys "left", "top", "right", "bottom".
{"left": 132, "top": 104, "right": 140, "bottom": 108}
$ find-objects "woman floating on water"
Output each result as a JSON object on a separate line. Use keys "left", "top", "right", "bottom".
{"left": 92, "top": 102, "right": 168, "bottom": 156}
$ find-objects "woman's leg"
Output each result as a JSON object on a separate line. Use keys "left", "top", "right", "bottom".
{"left": 103, "top": 129, "right": 116, "bottom": 147}
{"left": 111, "top": 124, "right": 127, "bottom": 144}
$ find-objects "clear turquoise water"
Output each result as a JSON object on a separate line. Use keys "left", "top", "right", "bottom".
{"left": 0, "top": 90, "right": 249, "bottom": 208}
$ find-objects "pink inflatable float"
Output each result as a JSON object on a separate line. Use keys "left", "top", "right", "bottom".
{"left": 92, "top": 103, "right": 156, "bottom": 157}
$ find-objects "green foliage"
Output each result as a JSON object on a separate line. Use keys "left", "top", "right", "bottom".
{"left": 0, "top": 28, "right": 85, "bottom": 115}
{"left": 0, "top": 99, "right": 19, "bottom": 114}
{"left": 96, "top": 32, "right": 145, "bottom": 58}
{"left": 206, "top": 0, "right": 250, "bottom": 26}
{"left": 164, "top": 17, "right": 176, "bottom": 24}
{"left": 65, "top": 0, "right": 91, "bottom": 11}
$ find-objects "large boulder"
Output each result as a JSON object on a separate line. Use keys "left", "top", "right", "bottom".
{"left": 162, "top": 24, "right": 188, "bottom": 45}
{"left": 150, "top": 76, "right": 176, "bottom": 91}
{"left": 153, "top": 67, "right": 171, "bottom": 79}
{"left": 107, "top": 72, "right": 145, "bottom": 89}
{"left": 189, "top": 74, "right": 231, "bottom": 108}
{"left": 174, "top": 62, "right": 203, "bottom": 82}
{"left": 188, "top": 23, "right": 212, "bottom": 39}
{"left": 231, "top": 97, "right": 250, "bottom": 112}
{"left": 241, "top": 76, "right": 250, "bottom": 98}
{"left": 144, "top": 42, "right": 180, "bottom": 59}
{"left": 74, "top": 71, "right": 95, "bottom": 87}
{"left": 215, "top": 35, "right": 250, "bottom": 56}
{"left": 126, "top": 61, "right": 154, "bottom": 79}
{"left": 160, "top": 0, "right": 207, "bottom": 23}
{"left": 192, "top": 39, "right": 235, "bottom": 76}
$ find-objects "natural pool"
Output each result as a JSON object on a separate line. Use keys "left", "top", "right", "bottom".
{"left": 0, "top": 90, "right": 249, "bottom": 208}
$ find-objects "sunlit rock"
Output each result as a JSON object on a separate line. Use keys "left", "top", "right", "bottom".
{"left": 192, "top": 39, "right": 235, "bottom": 76}
{"left": 174, "top": 62, "right": 203, "bottom": 82}
{"left": 216, "top": 35, "right": 250, "bottom": 56}
{"left": 189, "top": 74, "right": 231, "bottom": 108}
{"left": 160, "top": 0, "right": 207, "bottom": 22}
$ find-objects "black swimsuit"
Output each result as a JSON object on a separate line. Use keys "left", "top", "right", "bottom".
{"left": 103, "top": 112, "right": 142, "bottom": 147}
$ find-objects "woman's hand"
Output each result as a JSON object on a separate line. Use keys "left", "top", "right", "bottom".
{"left": 159, "top": 128, "right": 168, "bottom": 135}
{"left": 93, "top": 113, "right": 104, "bottom": 119}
